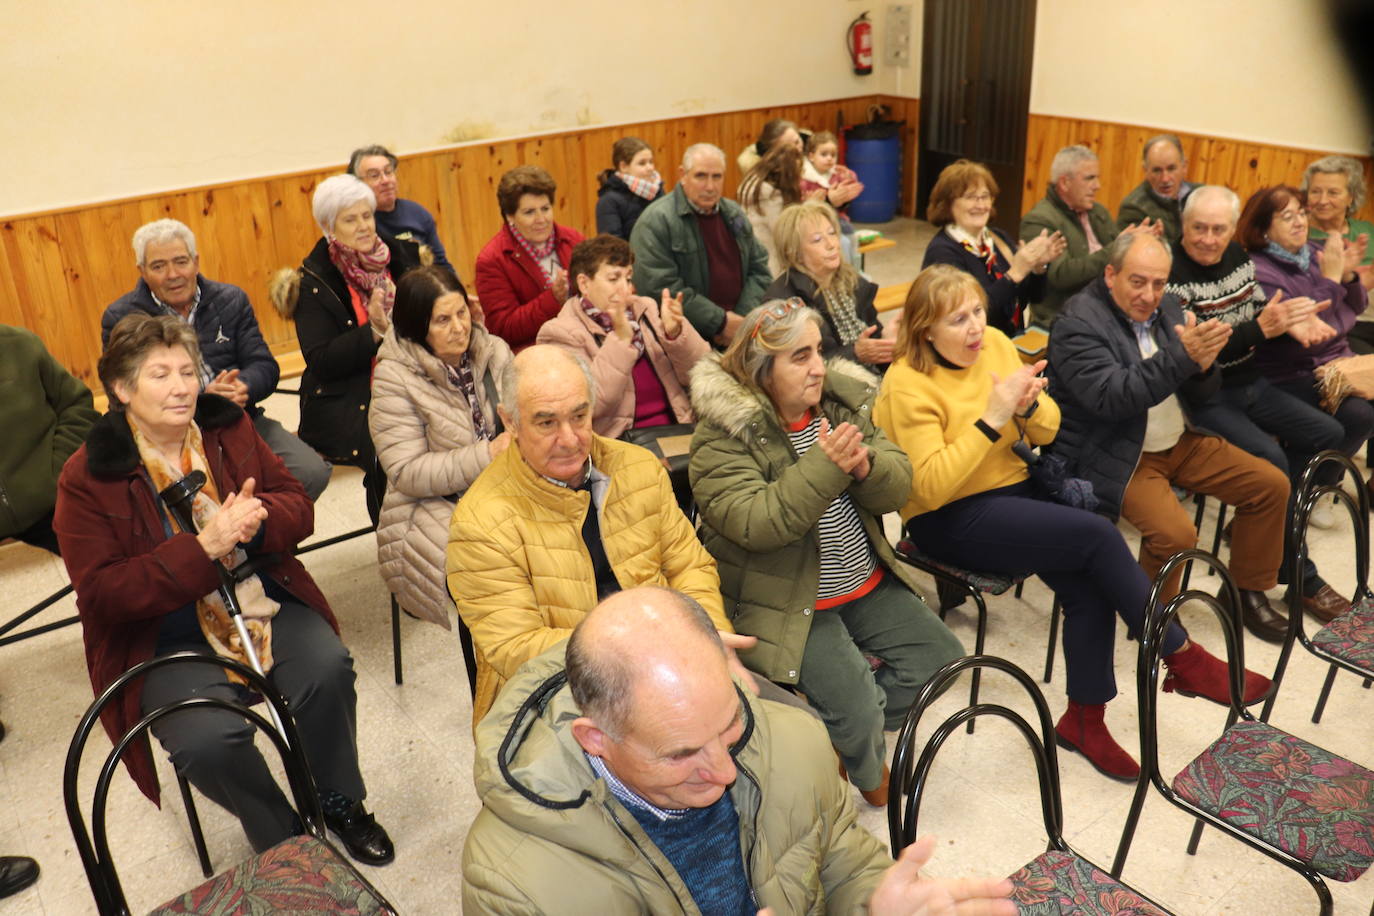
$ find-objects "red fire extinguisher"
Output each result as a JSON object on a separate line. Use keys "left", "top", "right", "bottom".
{"left": 848, "top": 12, "right": 873, "bottom": 75}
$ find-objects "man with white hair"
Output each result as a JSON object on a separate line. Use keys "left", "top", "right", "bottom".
{"left": 1168, "top": 185, "right": 1350, "bottom": 632}
{"left": 103, "top": 219, "right": 331, "bottom": 499}
{"left": 1118, "top": 134, "right": 1198, "bottom": 243}
{"left": 630, "top": 143, "right": 771, "bottom": 345}
{"left": 1020, "top": 145, "right": 1160, "bottom": 326}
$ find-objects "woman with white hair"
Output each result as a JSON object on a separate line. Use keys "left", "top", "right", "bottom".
{"left": 277, "top": 174, "right": 422, "bottom": 516}
{"left": 1303, "top": 156, "right": 1374, "bottom": 357}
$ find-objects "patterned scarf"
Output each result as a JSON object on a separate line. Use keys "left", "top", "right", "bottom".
{"left": 947, "top": 225, "right": 1005, "bottom": 281}
{"left": 443, "top": 354, "right": 491, "bottom": 441}
{"left": 132, "top": 420, "right": 280, "bottom": 684}
{"left": 1264, "top": 240, "right": 1312, "bottom": 272}
{"left": 819, "top": 285, "right": 867, "bottom": 346}
{"left": 328, "top": 235, "right": 396, "bottom": 315}
{"left": 618, "top": 170, "right": 662, "bottom": 201}
{"left": 507, "top": 221, "right": 558, "bottom": 287}
{"left": 580, "top": 296, "right": 645, "bottom": 354}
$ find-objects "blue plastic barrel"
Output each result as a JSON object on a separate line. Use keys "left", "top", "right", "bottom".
{"left": 845, "top": 124, "right": 902, "bottom": 223}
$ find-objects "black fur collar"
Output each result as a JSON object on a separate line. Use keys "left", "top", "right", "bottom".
{"left": 85, "top": 393, "right": 242, "bottom": 480}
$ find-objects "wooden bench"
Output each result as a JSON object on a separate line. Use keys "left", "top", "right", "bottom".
{"left": 875, "top": 282, "right": 912, "bottom": 314}
{"left": 857, "top": 237, "right": 897, "bottom": 255}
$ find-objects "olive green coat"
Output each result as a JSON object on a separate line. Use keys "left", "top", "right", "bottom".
{"left": 687, "top": 354, "right": 920, "bottom": 683}
{"left": 1020, "top": 184, "right": 1121, "bottom": 327}
{"left": 462, "top": 645, "right": 891, "bottom": 913}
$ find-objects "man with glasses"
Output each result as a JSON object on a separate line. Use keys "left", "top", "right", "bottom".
{"left": 348, "top": 144, "right": 454, "bottom": 272}
{"left": 1118, "top": 134, "right": 1198, "bottom": 244}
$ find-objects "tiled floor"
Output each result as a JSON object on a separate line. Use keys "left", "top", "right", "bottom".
{"left": 2, "top": 220, "right": 1372, "bottom": 912}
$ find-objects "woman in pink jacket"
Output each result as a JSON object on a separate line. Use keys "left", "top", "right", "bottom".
{"left": 537, "top": 235, "right": 709, "bottom": 438}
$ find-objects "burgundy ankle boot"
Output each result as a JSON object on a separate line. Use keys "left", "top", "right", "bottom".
{"left": 1055, "top": 701, "right": 1140, "bottom": 782}
{"left": 1163, "top": 641, "right": 1271, "bottom": 706}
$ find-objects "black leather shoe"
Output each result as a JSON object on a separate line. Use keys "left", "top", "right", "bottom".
{"left": 324, "top": 802, "right": 394, "bottom": 866}
{"left": 1228, "top": 588, "right": 1288, "bottom": 644}
{"left": 0, "top": 856, "right": 39, "bottom": 899}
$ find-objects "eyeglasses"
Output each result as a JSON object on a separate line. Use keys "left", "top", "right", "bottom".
{"left": 958, "top": 192, "right": 993, "bottom": 205}
{"left": 750, "top": 297, "right": 806, "bottom": 338}
{"left": 361, "top": 166, "right": 397, "bottom": 181}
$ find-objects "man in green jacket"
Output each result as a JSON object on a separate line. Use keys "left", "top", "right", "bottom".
{"left": 1116, "top": 134, "right": 1197, "bottom": 244}
{"left": 462, "top": 586, "right": 1015, "bottom": 914}
{"left": 0, "top": 324, "right": 97, "bottom": 554}
{"left": 1020, "top": 145, "right": 1160, "bottom": 327}
{"left": 630, "top": 143, "right": 772, "bottom": 347}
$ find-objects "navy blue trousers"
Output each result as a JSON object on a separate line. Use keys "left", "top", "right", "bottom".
{"left": 905, "top": 482, "right": 1186, "bottom": 705}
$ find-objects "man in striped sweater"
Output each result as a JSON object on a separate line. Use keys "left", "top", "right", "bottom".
{"left": 1166, "top": 185, "right": 1350, "bottom": 630}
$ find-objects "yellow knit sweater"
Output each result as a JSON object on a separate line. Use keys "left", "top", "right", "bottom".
{"left": 874, "top": 328, "right": 1061, "bottom": 520}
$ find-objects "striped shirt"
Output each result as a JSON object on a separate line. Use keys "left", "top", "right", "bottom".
{"left": 786, "top": 413, "right": 877, "bottom": 602}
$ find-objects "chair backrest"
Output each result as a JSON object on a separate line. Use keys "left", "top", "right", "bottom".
{"left": 63, "top": 652, "right": 325, "bottom": 914}
{"left": 888, "top": 654, "right": 1067, "bottom": 858}
{"left": 1134, "top": 549, "right": 1252, "bottom": 794}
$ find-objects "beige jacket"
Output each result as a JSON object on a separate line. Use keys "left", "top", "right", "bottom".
{"left": 536, "top": 295, "right": 708, "bottom": 438}
{"left": 446, "top": 435, "right": 730, "bottom": 722}
{"left": 371, "top": 325, "right": 513, "bottom": 627}
{"left": 739, "top": 180, "right": 786, "bottom": 277}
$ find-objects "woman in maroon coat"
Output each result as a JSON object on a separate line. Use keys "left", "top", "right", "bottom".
{"left": 54, "top": 314, "right": 392, "bottom": 866}
{"left": 474, "top": 165, "right": 585, "bottom": 350}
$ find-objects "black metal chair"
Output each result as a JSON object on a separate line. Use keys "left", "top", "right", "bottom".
{"left": 1112, "top": 548, "right": 1374, "bottom": 916}
{"left": 1262, "top": 450, "right": 1374, "bottom": 725}
{"left": 64, "top": 651, "right": 394, "bottom": 915}
{"left": 889, "top": 654, "right": 1174, "bottom": 914}
{"left": 894, "top": 540, "right": 1062, "bottom": 732}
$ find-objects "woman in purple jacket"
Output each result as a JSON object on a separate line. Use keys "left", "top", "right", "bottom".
{"left": 1242, "top": 184, "right": 1372, "bottom": 467}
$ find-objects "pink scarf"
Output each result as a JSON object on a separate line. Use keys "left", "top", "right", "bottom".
{"left": 618, "top": 170, "right": 663, "bottom": 201}
{"left": 506, "top": 221, "right": 558, "bottom": 288}
{"left": 328, "top": 236, "right": 395, "bottom": 314}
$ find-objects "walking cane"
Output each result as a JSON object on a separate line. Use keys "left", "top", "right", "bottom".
{"left": 159, "top": 470, "right": 288, "bottom": 740}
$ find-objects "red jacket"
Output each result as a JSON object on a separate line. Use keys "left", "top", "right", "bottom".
{"left": 54, "top": 394, "right": 337, "bottom": 804}
{"left": 474, "top": 222, "right": 584, "bottom": 350}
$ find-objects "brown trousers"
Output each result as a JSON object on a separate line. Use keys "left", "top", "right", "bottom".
{"left": 1121, "top": 431, "right": 1289, "bottom": 600}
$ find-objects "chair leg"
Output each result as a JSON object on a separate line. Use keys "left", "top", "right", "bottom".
{"left": 1312, "top": 664, "right": 1339, "bottom": 724}
{"left": 1014, "top": 580, "right": 1024, "bottom": 600}
{"left": 390, "top": 595, "right": 403, "bottom": 686}
{"left": 178, "top": 774, "right": 213, "bottom": 879}
{"left": 1180, "top": 494, "right": 1207, "bottom": 590}
{"left": 1042, "top": 599, "right": 1061, "bottom": 684}
{"left": 1207, "top": 504, "right": 1229, "bottom": 577}
{"left": 1362, "top": 677, "right": 1371, "bottom": 689}
{"left": 1110, "top": 773, "right": 1151, "bottom": 878}
{"left": 1186, "top": 817, "right": 1205, "bottom": 855}
{"left": 965, "top": 592, "right": 989, "bottom": 734}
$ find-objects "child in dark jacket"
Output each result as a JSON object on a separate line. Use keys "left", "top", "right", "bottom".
{"left": 595, "top": 137, "right": 664, "bottom": 240}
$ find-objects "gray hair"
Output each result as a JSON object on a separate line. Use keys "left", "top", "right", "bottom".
{"left": 718, "top": 300, "right": 824, "bottom": 398}
{"left": 132, "top": 219, "right": 197, "bottom": 268}
{"left": 1107, "top": 230, "right": 1172, "bottom": 272}
{"left": 498, "top": 348, "right": 597, "bottom": 428}
{"left": 682, "top": 142, "right": 726, "bottom": 171}
{"left": 1049, "top": 145, "right": 1097, "bottom": 184}
{"left": 98, "top": 313, "right": 203, "bottom": 408}
{"left": 311, "top": 174, "right": 377, "bottom": 236}
{"left": 1301, "top": 155, "right": 1367, "bottom": 213}
{"left": 1182, "top": 185, "right": 1240, "bottom": 225}
{"left": 566, "top": 588, "right": 723, "bottom": 741}
{"left": 347, "top": 144, "right": 398, "bottom": 176}
{"left": 1142, "top": 133, "right": 1185, "bottom": 165}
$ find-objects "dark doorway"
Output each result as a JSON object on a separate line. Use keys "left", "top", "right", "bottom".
{"left": 918, "top": 0, "right": 1037, "bottom": 236}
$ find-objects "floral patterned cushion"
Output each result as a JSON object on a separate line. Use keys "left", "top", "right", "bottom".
{"left": 895, "top": 540, "right": 1026, "bottom": 596}
{"left": 1008, "top": 850, "right": 1172, "bottom": 914}
{"left": 1171, "top": 719, "right": 1374, "bottom": 883}
{"left": 149, "top": 834, "right": 392, "bottom": 915}
{"left": 1311, "top": 594, "right": 1374, "bottom": 673}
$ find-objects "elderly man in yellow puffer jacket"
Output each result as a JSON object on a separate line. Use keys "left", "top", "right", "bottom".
{"left": 446, "top": 345, "right": 748, "bottom": 723}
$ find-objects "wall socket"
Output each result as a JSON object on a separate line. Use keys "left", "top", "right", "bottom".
{"left": 886, "top": 3, "right": 911, "bottom": 67}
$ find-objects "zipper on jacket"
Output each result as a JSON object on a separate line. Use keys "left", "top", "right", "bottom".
{"left": 603, "top": 801, "right": 693, "bottom": 913}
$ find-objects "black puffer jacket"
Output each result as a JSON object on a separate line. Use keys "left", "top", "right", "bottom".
{"left": 1046, "top": 277, "right": 1221, "bottom": 520}
{"left": 292, "top": 233, "right": 421, "bottom": 466}
{"left": 594, "top": 171, "right": 662, "bottom": 240}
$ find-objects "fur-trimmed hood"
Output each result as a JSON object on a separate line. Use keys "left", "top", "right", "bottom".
{"left": 83, "top": 393, "right": 242, "bottom": 480}
{"left": 689, "top": 352, "right": 880, "bottom": 441}
{"left": 269, "top": 234, "right": 432, "bottom": 320}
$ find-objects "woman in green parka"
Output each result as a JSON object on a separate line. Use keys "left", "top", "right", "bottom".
{"left": 688, "top": 299, "right": 963, "bottom": 805}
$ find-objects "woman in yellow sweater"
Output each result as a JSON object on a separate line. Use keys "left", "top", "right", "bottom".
{"left": 875, "top": 265, "right": 1270, "bottom": 782}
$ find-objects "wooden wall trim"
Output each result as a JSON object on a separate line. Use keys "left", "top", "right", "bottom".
{"left": 1022, "top": 113, "right": 1374, "bottom": 222}
{"left": 1, "top": 95, "right": 919, "bottom": 391}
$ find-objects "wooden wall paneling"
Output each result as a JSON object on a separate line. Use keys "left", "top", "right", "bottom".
{"left": 1, "top": 216, "right": 98, "bottom": 386}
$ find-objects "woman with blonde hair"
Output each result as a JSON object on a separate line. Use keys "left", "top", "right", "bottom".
{"left": 690, "top": 298, "right": 962, "bottom": 805}
{"left": 763, "top": 201, "right": 889, "bottom": 367}
{"left": 874, "top": 265, "right": 1270, "bottom": 783}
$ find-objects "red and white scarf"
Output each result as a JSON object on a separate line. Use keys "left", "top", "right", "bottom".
{"left": 580, "top": 296, "right": 644, "bottom": 355}
{"left": 507, "top": 221, "right": 558, "bottom": 288}
{"left": 618, "top": 170, "right": 662, "bottom": 201}
{"left": 328, "top": 236, "right": 395, "bottom": 314}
